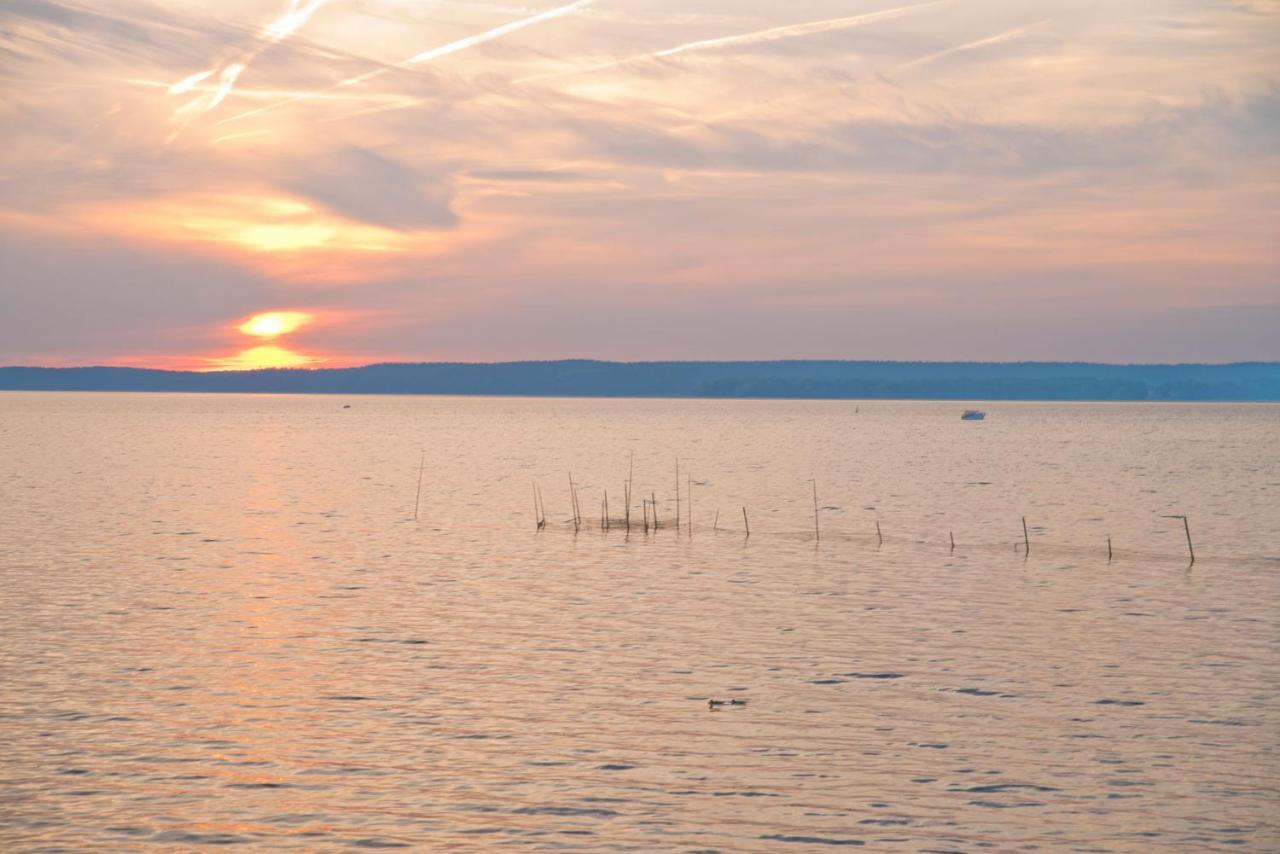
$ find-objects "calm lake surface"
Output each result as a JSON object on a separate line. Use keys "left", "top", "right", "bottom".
{"left": 1, "top": 392, "right": 1277, "bottom": 851}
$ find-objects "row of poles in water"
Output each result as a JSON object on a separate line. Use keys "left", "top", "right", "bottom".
{"left": 533, "top": 455, "right": 718, "bottom": 537}
{"left": 522, "top": 454, "right": 1198, "bottom": 565}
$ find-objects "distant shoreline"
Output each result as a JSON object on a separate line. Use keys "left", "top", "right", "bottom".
{"left": 3, "top": 360, "right": 1277, "bottom": 402}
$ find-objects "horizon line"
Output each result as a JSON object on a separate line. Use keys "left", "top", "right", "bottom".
{"left": 5, "top": 357, "right": 1280, "bottom": 373}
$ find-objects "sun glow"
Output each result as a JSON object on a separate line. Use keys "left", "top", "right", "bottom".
{"left": 240, "top": 311, "right": 312, "bottom": 338}
{"left": 80, "top": 193, "right": 410, "bottom": 257}
{"left": 207, "top": 345, "right": 319, "bottom": 371}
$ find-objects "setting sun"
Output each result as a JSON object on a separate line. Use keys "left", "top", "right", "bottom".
{"left": 239, "top": 311, "right": 312, "bottom": 338}
{"left": 206, "top": 345, "right": 318, "bottom": 371}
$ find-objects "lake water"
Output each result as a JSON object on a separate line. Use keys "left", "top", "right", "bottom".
{"left": 1, "top": 392, "right": 1277, "bottom": 851}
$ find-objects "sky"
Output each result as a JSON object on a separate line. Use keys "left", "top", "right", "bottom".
{"left": 1, "top": 0, "right": 1277, "bottom": 369}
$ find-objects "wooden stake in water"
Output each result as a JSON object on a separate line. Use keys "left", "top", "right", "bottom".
{"left": 742, "top": 506, "right": 750, "bottom": 537}
{"left": 688, "top": 475, "right": 693, "bottom": 538}
{"left": 626, "top": 452, "right": 634, "bottom": 532}
{"left": 1107, "top": 536, "right": 1112, "bottom": 562}
{"left": 1022, "top": 516, "right": 1030, "bottom": 555}
{"left": 604, "top": 490, "right": 609, "bottom": 531}
{"left": 811, "top": 480, "right": 820, "bottom": 542}
{"left": 569, "top": 473, "right": 580, "bottom": 532}
{"left": 675, "top": 457, "right": 680, "bottom": 531}
{"left": 713, "top": 509, "right": 719, "bottom": 532}
{"left": 950, "top": 530, "right": 955, "bottom": 553}
{"left": 413, "top": 452, "right": 425, "bottom": 521}
{"left": 876, "top": 520, "right": 882, "bottom": 546}
{"left": 651, "top": 492, "right": 659, "bottom": 529}
{"left": 1160, "top": 514, "right": 1195, "bottom": 564}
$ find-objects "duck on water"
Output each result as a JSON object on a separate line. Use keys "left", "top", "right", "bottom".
{"left": 708, "top": 699, "right": 747, "bottom": 710}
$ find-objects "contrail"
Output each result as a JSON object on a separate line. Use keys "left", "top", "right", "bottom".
{"left": 262, "top": 0, "right": 329, "bottom": 45}
{"left": 665, "top": 17, "right": 1043, "bottom": 131}
{"left": 517, "top": 0, "right": 944, "bottom": 84}
{"left": 170, "top": 0, "right": 330, "bottom": 118}
{"left": 169, "top": 69, "right": 214, "bottom": 95}
{"left": 216, "top": 0, "right": 594, "bottom": 126}
{"left": 892, "top": 21, "right": 1045, "bottom": 72}
{"left": 406, "top": 0, "right": 592, "bottom": 65}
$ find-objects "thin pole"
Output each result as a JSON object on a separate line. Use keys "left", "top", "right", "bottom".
{"left": 569, "top": 473, "right": 579, "bottom": 532}
{"left": 713, "top": 509, "right": 719, "bottom": 531}
{"left": 811, "top": 480, "right": 820, "bottom": 541}
{"left": 651, "top": 492, "right": 659, "bottom": 529}
{"left": 626, "top": 452, "right": 633, "bottom": 532}
{"left": 1183, "top": 516, "right": 1195, "bottom": 565}
{"left": 675, "top": 456, "right": 680, "bottom": 532}
{"left": 604, "top": 490, "right": 609, "bottom": 530}
{"left": 414, "top": 453, "right": 424, "bottom": 522}
{"left": 950, "top": 530, "right": 955, "bottom": 553}
{"left": 1107, "top": 536, "right": 1112, "bottom": 562}
{"left": 876, "top": 520, "right": 882, "bottom": 546}
{"left": 742, "top": 506, "right": 750, "bottom": 537}
{"left": 533, "top": 481, "right": 540, "bottom": 529}
{"left": 688, "top": 475, "right": 693, "bottom": 538}
{"left": 1022, "top": 516, "right": 1030, "bottom": 555}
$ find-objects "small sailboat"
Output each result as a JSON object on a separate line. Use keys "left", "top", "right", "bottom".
{"left": 961, "top": 409, "right": 986, "bottom": 421}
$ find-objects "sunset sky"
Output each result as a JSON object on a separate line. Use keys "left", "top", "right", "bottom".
{"left": 1, "top": 0, "right": 1277, "bottom": 369}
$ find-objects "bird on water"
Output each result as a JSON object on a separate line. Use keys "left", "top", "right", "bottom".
{"left": 708, "top": 698, "right": 747, "bottom": 709}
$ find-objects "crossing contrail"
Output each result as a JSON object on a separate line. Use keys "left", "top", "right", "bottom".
{"left": 517, "top": 0, "right": 944, "bottom": 84}
{"left": 216, "top": 0, "right": 595, "bottom": 126}
{"left": 170, "top": 0, "right": 330, "bottom": 118}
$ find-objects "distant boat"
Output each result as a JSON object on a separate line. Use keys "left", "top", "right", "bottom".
{"left": 961, "top": 410, "right": 986, "bottom": 421}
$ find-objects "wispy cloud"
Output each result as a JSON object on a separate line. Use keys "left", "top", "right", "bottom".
{"left": 518, "top": 0, "right": 944, "bottom": 83}
{"left": 3, "top": 0, "right": 1278, "bottom": 365}
{"left": 217, "top": 0, "right": 595, "bottom": 126}
{"left": 892, "top": 21, "right": 1047, "bottom": 73}
{"left": 169, "top": 0, "right": 331, "bottom": 119}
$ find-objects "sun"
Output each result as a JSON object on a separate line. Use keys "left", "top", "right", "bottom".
{"left": 239, "top": 311, "right": 312, "bottom": 338}
{"left": 206, "top": 345, "right": 320, "bottom": 371}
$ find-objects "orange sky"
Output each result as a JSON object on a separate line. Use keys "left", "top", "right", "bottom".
{"left": 1, "top": 0, "right": 1277, "bottom": 367}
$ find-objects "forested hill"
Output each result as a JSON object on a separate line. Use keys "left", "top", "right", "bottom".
{"left": 1, "top": 361, "right": 1277, "bottom": 401}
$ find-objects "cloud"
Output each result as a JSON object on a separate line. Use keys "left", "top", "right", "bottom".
{"left": 468, "top": 169, "right": 589, "bottom": 183}
{"left": 0, "top": 224, "right": 271, "bottom": 363}
{"left": 281, "top": 145, "right": 457, "bottom": 230}
{"left": 518, "top": 0, "right": 941, "bottom": 82}
{"left": 555, "top": 86, "right": 1280, "bottom": 180}
{"left": 1, "top": 0, "right": 1277, "bottom": 365}
{"left": 215, "top": 0, "right": 595, "bottom": 127}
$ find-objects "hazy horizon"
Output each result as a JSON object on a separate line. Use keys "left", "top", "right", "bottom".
{"left": 5, "top": 356, "right": 1280, "bottom": 370}
{"left": 5, "top": 360, "right": 1277, "bottom": 401}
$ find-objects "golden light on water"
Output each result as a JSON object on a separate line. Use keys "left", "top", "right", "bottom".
{"left": 240, "top": 311, "right": 312, "bottom": 338}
